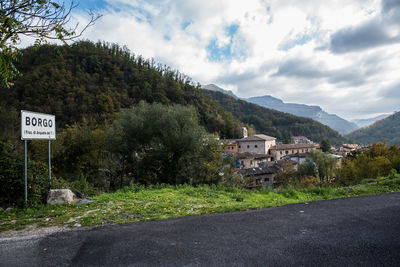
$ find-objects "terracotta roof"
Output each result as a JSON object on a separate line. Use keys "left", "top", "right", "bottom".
{"left": 226, "top": 152, "right": 272, "bottom": 160}
{"left": 286, "top": 152, "right": 308, "bottom": 158}
{"left": 271, "top": 143, "right": 317, "bottom": 150}
{"left": 237, "top": 134, "right": 276, "bottom": 142}
{"left": 239, "top": 166, "right": 278, "bottom": 176}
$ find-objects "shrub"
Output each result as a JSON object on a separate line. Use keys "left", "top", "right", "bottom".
{"left": 0, "top": 141, "right": 51, "bottom": 206}
{"left": 299, "top": 176, "right": 321, "bottom": 188}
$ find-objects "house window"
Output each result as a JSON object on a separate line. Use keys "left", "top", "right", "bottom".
{"left": 292, "top": 150, "right": 294, "bottom": 153}
{"left": 280, "top": 151, "right": 283, "bottom": 155}
{"left": 247, "top": 145, "right": 250, "bottom": 148}
{"left": 285, "top": 150, "right": 288, "bottom": 155}
{"left": 306, "top": 149, "right": 308, "bottom": 152}
{"left": 255, "top": 145, "right": 258, "bottom": 148}
{"left": 241, "top": 161, "right": 244, "bottom": 166}
{"left": 250, "top": 160, "right": 253, "bottom": 165}
{"left": 239, "top": 145, "right": 241, "bottom": 148}
{"left": 302, "top": 149, "right": 304, "bottom": 152}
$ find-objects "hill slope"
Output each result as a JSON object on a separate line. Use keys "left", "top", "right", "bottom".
{"left": 247, "top": 95, "right": 358, "bottom": 134}
{"left": 346, "top": 112, "right": 400, "bottom": 145}
{"left": 0, "top": 41, "right": 244, "bottom": 139}
{"left": 351, "top": 114, "right": 392, "bottom": 128}
{"left": 202, "top": 90, "right": 344, "bottom": 144}
{"left": 0, "top": 41, "right": 344, "bottom": 144}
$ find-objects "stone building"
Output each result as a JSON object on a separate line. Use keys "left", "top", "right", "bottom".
{"left": 236, "top": 134, "right": 276, "bottom": 154}
{"left": 270, "top": 143, "right": 317, "bottom": 161}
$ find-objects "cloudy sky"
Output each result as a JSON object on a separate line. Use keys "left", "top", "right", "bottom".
{"left": 68, "top": 0, "right": 400, "bottom": 120}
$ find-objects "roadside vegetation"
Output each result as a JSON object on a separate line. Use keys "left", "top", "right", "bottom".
{"left": 1, "top": 172, "right": 400, "bottom": 232}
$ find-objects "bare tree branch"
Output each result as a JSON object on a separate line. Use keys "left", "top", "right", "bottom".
{"left": 0, "top": 0, "right": 102, "bottom": 86}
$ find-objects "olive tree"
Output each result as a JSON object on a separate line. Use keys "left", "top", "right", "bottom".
{"left": 108, "top": 101, "right": 231, "bottom": 186}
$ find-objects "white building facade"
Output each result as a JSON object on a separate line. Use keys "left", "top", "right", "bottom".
{"left": 236, "top": 134, "right": 276, "bottom": 154}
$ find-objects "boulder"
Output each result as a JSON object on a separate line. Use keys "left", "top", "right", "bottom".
{"left": 47, "top": 189, "right": 78, "bottom": 205}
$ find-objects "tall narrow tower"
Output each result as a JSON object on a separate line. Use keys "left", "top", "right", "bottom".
{"left": 242, "top": 127, "right": 248, "bottom": 138}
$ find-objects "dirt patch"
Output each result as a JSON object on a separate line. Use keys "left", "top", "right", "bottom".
{"left": 0, "top": 224, "right": 71, "bottom": 240}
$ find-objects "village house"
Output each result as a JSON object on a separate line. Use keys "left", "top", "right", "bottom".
{"left": 239, "top": 159, "right": 298, "bottom": 189}
{"left": 221, "top": 139, "right": 239, "bottom": 153}
{"left": 222, "top": 131, "right": 319, "bottom": 189}
{"left": 284, "top": 152, "right": 308, "bottom": 164}
{"left": 269, "top": 143, "right": 318, "bottom": 161}
{"left": 227, "top": 152, "right": 273, "bottom": 169}
{"left": 240, "top": 165, "right": 278, "bottom": 188}
{"left": 236, "top": 134, "right": 276, "bottom": 154}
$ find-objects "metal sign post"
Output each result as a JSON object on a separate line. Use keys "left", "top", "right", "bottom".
{"left": 21, "top": 110, "right": 56, "bottom": 205}
{"left": 24, "top": 140, "right": 28, "bottom": 205}
{"left": 48, "top": 139, "right": 51, "bottom": 186}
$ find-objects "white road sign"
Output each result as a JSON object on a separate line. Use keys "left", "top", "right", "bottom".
{"left": 21, "top": 110, "right": 56, "bottom": 140}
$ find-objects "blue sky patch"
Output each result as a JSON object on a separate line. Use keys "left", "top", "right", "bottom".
{"left": 75, "top": 0, "right": 108, "bottom": 11}
{"left": 226, "top": 24, "right": 239, "bottom": 37}
{"left": 181, "top": 21, "right": 192, "bottom": 30}
{"left": 206, "top": 24, "right": 246, "bottom": 62}
{"left": 280, "top": 33, "right": 315, "bottom": 51}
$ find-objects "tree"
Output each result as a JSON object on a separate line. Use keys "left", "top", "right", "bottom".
{"left": 320, "top": 138, "right": 331, "bottom": 153}
{"left": 299, "top": 150, "right": 338, "bottom": 184}
{"left": 0, "top": 0, "right": 100, "bottom": 86}
{"left": 274, "top": 163, "right": 298, "bottom": 187}
{"left": 108, "top": 101, "right": 232, "bottom": 186}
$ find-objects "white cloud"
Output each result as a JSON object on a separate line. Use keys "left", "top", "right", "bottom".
{"left": 39, "top": 0, "right": 400, "bottom": 120}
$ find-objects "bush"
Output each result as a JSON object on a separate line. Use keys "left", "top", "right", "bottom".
{"left": 337, "top": 143, "right": 400, "bottom": 185}
{"left": 0, "top": 141, "right": 51, "bottom": 206}
{"left": 298, "top": 176, "right": 321, "bottom": 188}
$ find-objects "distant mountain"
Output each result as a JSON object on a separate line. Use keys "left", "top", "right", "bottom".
{"left": 351, "top": 114, "right": 392, "bottom": 128}
{"left": 246, "top": 95, "right": 358, "bottom": 135}
{"left": 201, "top": 90, "right": 345, "bottom": 145}
{"left": 346, "top": 112, "right": 400, "bottom": 145}
{"left": 202, "top": 84, "right": 238, "bottom": 99}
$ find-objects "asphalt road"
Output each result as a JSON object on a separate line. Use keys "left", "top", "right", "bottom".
{"left": 1, "top": 193, "right": 400, "bottom": 266}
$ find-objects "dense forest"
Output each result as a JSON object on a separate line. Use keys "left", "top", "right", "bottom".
{"left": 0, "top": 41, "right": 344, "bottom": 143}
{"left": 202, "top": 90, "right": 344, "bottom": 144}
{"left": 346, "top": 112, "right": 400, "bottom": 145}
{"left": 0, "top": 41, "right": 243, "bottom": 140}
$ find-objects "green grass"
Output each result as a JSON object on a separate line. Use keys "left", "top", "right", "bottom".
{"left": 1, "top": 176, "right": 400, "bottom": 232}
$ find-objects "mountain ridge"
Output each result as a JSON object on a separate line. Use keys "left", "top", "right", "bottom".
{"left": 351, "top": 114, "right": 392, "bottom": 128}
{"left": 203, "top": 84, "right": 358, "bottom": 134}
{"left": 346, "top": 112, "right": 400, "bottom": 145}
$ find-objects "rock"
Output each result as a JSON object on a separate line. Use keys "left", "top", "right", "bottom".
{"left": 47, "top": 189, "right": 77, "bottom": 205}
{"left": 5, "top": 207, "right": 13, "bottom": 213}
{"left": 76, "top": 199, "right": 96, "bottom": 206}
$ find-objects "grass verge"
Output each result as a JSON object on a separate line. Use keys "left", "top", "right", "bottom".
{"left": 1, "top": 175, "right": 400, "bottom": 232}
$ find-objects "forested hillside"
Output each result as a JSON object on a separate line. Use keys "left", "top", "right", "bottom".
{"left": 0, "top": 41, "right": 344, "bottom": 143}
{"left": 0, "top": 41, "right": 243, "bottom": 140}
{"left": 202, "top": 90, "right": 344, "bottom": 144}
{"left": 346, "top": 112, "right": 400, "bottom": 145}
